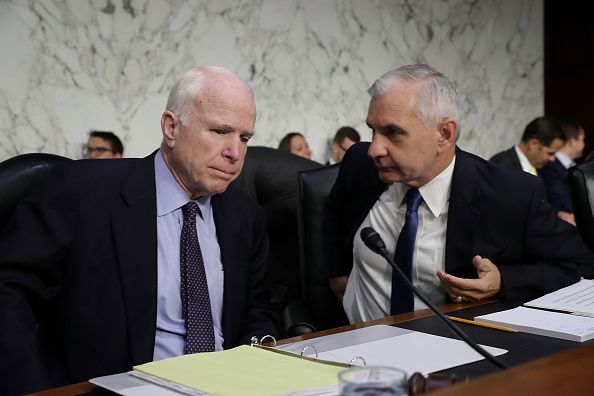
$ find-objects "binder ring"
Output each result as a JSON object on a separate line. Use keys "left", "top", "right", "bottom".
{"left": 349, "top": 356, "right": 367, "bottom": 366}
{"left": 250, "top": 336, "right": 260, "bottom": 346}
{"left": 259, "top": 334, "right": 277, "bottom": 348}
{"left": 300, "top": 344, "right": 319, "bottom": 358}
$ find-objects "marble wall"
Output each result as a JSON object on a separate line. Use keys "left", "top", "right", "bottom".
{"left": 0, "top": 0, "right": 543, "bottom": 163}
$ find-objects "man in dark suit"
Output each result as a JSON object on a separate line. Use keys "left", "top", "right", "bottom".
{"left": 0, "top": 66, "right": 278, "bottom": 394}
{"left": 539, "top": 119, "right": 586, "bottom": 225}
{"left": 490, "top": 116, "right": 565, "bottom": 176}
{"left": 324, "top": 64, "right": 594, "bottom": 324}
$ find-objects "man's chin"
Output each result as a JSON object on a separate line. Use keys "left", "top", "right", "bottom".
{"left": 377, "top": 169, "right": 402, "bottom": 184}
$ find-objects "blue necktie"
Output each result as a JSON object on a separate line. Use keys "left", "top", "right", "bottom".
{"left": 180, "top": 202, "right": 215, "bottom": 353}
{"left": 390, "top": 188, "right": 422, "bottom": 315}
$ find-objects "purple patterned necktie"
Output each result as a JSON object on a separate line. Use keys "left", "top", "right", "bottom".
{"left": 180, "top": 201, "right": 215, "bottom": 353}
{"left": 390, "top": 188, "right": 422, "bottom": 315}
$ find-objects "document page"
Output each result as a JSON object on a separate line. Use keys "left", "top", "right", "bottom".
{"left": 475, "top": 306, "right": 594, "bottom": 342}
{"left": 280, "top": 325, "right": 506, "bottom": 377}
{"left": 524, "top": 279, "right": 594, "bottom": 317}
{"left": 131, "top": 345, "right": 343, "bottom": 396}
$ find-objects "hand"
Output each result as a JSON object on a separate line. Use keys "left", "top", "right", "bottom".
{"left": 329, "top": 276, "right": 349, "bottom": 303}
{"left": 436, "top": 255, "right": 501, "bottom": 302}
{"left": 557, "top": 210, "right": 576, "bottom": 226}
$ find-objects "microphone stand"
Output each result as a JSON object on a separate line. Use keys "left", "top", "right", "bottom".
{"left": 360, "top": 227, "right": 507, "bottom": 370}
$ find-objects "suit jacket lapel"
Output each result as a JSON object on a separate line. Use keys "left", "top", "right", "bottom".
{"left": 445, "top": 149, "right": 481, "bottom": 278}
{"left": 111, "top": 154, "right": 158, "bottom": 364}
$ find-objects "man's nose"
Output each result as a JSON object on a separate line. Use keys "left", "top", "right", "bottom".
{"left": 368, "top": 135, "right": 388, "bottom": 159}
{"left": 223, "top": 136, "right": 241, "bottom": 162}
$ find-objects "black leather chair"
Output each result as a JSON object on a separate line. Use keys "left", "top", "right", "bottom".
{"left": 284, "top": 164, "right": 348, "bottom": 335}
{"left": 568, "top": 161, "right": 594, "bottom": 252}
{"left": 0, "top": 153, "right": 71, "bottom": 231}
{"left": 232, "top": 146, "right": 322, "bottom": 334}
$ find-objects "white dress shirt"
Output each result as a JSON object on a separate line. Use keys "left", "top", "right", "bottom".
{"left": 555, "top": 151, "right": 575, "bottom": 169}
{"left": 514, "top": 145, "right": 536, "bottom": 174}
{"left": 343, "top": 157, "right": 456, "bottom": 323}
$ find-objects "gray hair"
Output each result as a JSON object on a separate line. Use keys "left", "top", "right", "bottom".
{"left": 368, "top": 64, "right": 461, "bottom": 134}
{"left": 165, "top": 66, "right": 253, "bottom": 125}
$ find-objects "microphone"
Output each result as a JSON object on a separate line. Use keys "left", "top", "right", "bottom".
{"left": 360, "top": 227, "right": 507, "bottom": 370}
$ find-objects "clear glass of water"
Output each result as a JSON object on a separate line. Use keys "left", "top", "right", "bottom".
{"left": 338, "top": 365, "right": 408, "bottom": 396}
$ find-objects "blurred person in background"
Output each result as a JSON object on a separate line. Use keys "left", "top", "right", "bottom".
{"left": 278, "top": 132, "right": 312, "bottom": 160}
{"left": 329, "top": 126, "right": 360, "bottom": 164}
{"left": 83, "top": 130, "right": 124, "bottom": 159}
{"left": 540, "top": 118, "right": 586, "bottom": 225}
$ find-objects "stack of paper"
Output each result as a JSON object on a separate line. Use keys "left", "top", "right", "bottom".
{"left": 475, "top": 279, "right": 594, "bottom": 342}
{"left": 475, "top": 307, "right": 594, "bottom": 342}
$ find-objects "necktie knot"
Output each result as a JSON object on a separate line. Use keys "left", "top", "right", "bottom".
{"left": 405, "top": 188, "right": 422, "bottom": 213}
{"left": 182, "top": 201, "right": 199, "bottom": 220}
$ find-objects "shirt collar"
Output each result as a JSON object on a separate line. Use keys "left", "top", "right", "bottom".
{"left": 389, "top": 156, "right": 456, "bottom": 218}
{"left": 154, "top": 149, "right": 211, "bottom": 217}
{"left": 514, "top": 145, "right": 535, "bottom": 173}
{"left": 555, "top": 151, "right": 574, "bottom": 169}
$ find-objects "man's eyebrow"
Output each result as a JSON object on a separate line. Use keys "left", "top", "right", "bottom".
{"left": 367, "top": 122, "right": 407, "bottom": 134}
{"left": 210, "top": 123, "right": 235, "bottom": 132}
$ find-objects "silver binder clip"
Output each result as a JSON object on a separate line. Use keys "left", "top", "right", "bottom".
{"left": 349, "top": 356, "right": 367, "bottom": 366}
{"left": 300, "top": 344, "right": 319, "bottom": 358}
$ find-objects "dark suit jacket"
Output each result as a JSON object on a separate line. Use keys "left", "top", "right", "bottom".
{"left": 324, "top": 143, "right": 594, "bottom": 303}
{"left": 489, "top": 146, "right": 523, "bottom": 171}
{"left": 540, "top": 157, "right": 573, "bottom": 213}
{"left": 0, "top": 153, "right": 277, "bottom": 394}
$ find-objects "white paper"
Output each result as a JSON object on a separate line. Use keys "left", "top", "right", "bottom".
{"left": 524, "top": 279, "right": 594, "bottom": 317}
{"left": 90, "top": 372, "right": 201, "bottom": 396}
{"left": 279, "top": 325, "right": 507, "bottom": 377}
{"left": 476, "top": 306, "right": 594, "bottom": 342}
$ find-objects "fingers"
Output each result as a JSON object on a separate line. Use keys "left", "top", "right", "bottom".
{"left": 438, "top": 257, "right": 502, "bottom": 301}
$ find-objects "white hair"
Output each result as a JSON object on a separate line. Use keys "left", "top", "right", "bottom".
{"left": 165, "top": 66, "right": 253, "bottom": 125}
{"left": 368, "top": 64, "right": 461, "bottom": 134}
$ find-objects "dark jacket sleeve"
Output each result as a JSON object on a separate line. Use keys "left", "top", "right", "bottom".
{"left": 539, "top": 160, "right": 573, "bottom": 213}
{"left": 498, "top": 177, "right": 592, "bottom": 299}
{"left": 0, "top": 164, "right": 76, "bottom": 395}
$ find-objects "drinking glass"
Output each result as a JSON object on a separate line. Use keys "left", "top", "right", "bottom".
{"left": 338, "top": 365, "right": 408, "bottom": 396}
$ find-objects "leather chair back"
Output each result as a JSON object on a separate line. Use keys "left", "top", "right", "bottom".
{"left": 297, "top": 164, "right": 347, "bottom": 330}
{"left": 568, "top": 160, "right": 594, "bottom": 253}
{"left": 233, "top": 146, "right": 321, "bottom": 314}
{"left": 0, "top": 153, "right": 71, "bottom": 231}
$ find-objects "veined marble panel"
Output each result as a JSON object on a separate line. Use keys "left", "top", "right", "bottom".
{"left": 0, "top": 0, "right": 542, "bottom": 163}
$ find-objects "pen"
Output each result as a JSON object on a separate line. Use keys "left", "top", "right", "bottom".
{"left": 446, "top": 315, "right": 518, "bottom": 333}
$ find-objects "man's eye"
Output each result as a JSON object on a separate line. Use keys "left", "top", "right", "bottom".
{"left": 241, "top": 135, "right": 253, "bottom": 143}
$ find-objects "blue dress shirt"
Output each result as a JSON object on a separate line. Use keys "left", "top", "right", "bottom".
{"left": 153, "top": 150, "right": 224, "bottom": 360}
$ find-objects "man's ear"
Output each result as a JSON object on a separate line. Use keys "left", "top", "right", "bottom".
{"left": 161, "top": 111, "right": 177, "bottom": 149}
{"left": 527, "top": 138, "right": 541, "bottom": 151}
{"left": 437, "top": 117, "right": 458, "bottom": 148}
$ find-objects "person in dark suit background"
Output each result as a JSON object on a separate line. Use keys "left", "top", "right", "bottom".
{"left": 324, "top": 64, "right": 594, "bottom": 324}
{"left": 329, "top": 126, "right": 361, "bottom": 164}
{"left": 539, "top": 119, "right": 586, "bottom": 226}
{"left": 489, "top": 116, "right": 566, "bottom": 176}
{"left": 0, "top": 66, "right": 278, "bottom": 395}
